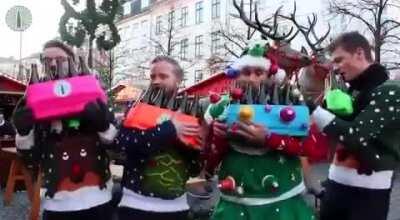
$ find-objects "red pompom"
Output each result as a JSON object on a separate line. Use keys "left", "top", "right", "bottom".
{"left": 230, "top": 88, "right": 243, "bottom": 100}
{"left": 210, "top": 93, "right": 221, "bottom": 104}
{"left": 218, "top": 176, "right": 236, "bottom": 191}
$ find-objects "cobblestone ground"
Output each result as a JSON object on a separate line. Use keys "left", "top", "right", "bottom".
{"left": 1, "top": 164, "right": 399, "bottom": 220}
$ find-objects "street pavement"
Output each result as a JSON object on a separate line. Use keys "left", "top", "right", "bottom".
{"left": 1, "top": 164, "right": 400, "bottom": 220}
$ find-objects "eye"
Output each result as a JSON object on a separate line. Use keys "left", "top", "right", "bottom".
{"left": 62, "top": 152, "right": 69, "bottom": 160}
{"left": 255, "top": 69, "right": 264, "bottom": 76}
{"left": 80, "top": 149, "right": 87, "bottom": 157}
{"left": 242, "top": 69, "right": 251, "bottom": 76}
{"left": 159, "top": 73, "right": 168, "bottom": 80}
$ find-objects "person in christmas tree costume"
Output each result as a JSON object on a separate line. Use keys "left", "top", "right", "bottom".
{"left": 311, "top": 31, "right": 400, "bottom": 220}
{"left": 115, "top": 56, "right": 202, "bottom": 220}
{"left": 205, "top": 40, "right": 328, "bottom": 220}
{"left": 12, "top": 40, "right": 117, "bottom": 220}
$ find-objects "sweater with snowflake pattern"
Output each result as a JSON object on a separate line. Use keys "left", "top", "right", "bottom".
{"left": 313, "top": 64, "right": 400, "bottom": 172}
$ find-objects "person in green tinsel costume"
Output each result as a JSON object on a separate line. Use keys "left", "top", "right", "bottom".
{"left": 204, "top": 40, "right": 322, "bottom": 220}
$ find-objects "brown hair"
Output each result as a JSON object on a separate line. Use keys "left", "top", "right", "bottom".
{"left": 328, "top": 31, "right": 373, "bottom": 62}
{"left": 42, "top": 40, "right": 75, "bottom": 61}
{"left": 150, "top": 56, "right": 183, "bottom": 80}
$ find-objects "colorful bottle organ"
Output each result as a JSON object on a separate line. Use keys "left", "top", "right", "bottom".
{"left": 26, "top": 75, "right": 107, "bottom": 121}
{"left": 123, "top": 87, "right": 203, "bottom": 149}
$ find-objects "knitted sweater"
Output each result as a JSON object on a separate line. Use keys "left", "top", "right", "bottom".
{"left": 313, "top": 64, "right": 400, "bottom": 172}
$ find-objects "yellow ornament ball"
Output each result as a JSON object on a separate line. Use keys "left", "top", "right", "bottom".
{"left": 239, "top": 106, "right": 254, "bottom": 122}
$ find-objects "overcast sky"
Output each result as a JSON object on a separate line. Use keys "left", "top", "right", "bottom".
{"left": 0, "top": 0, "right": 64, "bottom": 59}
{"left": 0, "top": 0, "right": 327, "bottom": 59}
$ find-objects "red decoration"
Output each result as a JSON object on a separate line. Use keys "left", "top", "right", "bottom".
{"left": 230, "top": 88, "right": 243, "bottom": 100}
{"left": 210, "top": 93, "right": 221, "bottom": 104}
{"left": 218, "top": 176, "right": 236, "bottom": 192}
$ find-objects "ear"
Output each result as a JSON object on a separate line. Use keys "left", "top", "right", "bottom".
{"left": 356, "top": 47, "right": 364, "bottom": 58}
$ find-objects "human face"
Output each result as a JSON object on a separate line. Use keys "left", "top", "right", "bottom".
{"left": 149, "top": 61, "right": 180, "bottom": 93}
{"left": 331, "top": 46, "right": 365, "bottom": 81}
{"left": 42, "top": 47, "right": 70, "bottom": 78}
{"left": 236, "top": 66, "right": 268, "bottom": 88}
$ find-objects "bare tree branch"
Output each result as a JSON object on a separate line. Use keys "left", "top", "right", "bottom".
{"left": 328, "top": 0, "right": 400, "bottom": 64}
{"left": 224, "top": 43, "right": 240, "bottom": 58}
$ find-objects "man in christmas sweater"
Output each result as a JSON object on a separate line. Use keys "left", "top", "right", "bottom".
{"left": 115, "top": 56, "right": 202, "bottom": 220}
{"left": 13, "top": 40, "right": 117, "bottom": 220}
{"left": 206, "top": 41, "right": 328, "bottom": 220}
{"left": 312, "top": 32, "right": 400, "bottom": 220}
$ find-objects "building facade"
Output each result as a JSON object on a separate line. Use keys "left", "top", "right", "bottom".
{"left": 114, "top": 0, "right": 326, "bottom": 88}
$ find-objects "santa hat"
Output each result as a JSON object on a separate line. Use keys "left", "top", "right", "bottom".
{"left": 225, "top": 40, "right": 285, "bottom": 82}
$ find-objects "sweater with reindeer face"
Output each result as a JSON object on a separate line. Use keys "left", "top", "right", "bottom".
{"left": 15, "top": 101, "right": 117, "bottom": 212}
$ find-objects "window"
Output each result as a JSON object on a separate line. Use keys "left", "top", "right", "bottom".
{"left": 168, "top": 10, "right": 175, "bottom": 30}
{"left": 122, "top": 2, "right": 131, "bottom": 16}
{"left": 211, "top": 0, "right": 220, "bottom": 19}
{"left": 180, "top": 72, "right": 188, "bottom": 88}
{"left": 211, "top": 31, "right": 222, "bottom": 54}
{"left": 180, "top": 7, "right": 188, "bottom": 27}
{"left": 195, "top": 35, "right": 203, "bottom": 57}
{"left": 141, "top": 0, "right": 150, "bottom": 9}
{"left": 131, "top": 0, "right": 141, "bottom": 15}
{"left": 180, "top": 38, "right": 189, "bottom": 60}
{"left": 155, "top": 15, "right": 162, "bottom": 34}
{"left": 195, "top": 70, "right": 203, "bottom": 83}
{"left": 195, "top": 1, "right": 203, "bottom": 24}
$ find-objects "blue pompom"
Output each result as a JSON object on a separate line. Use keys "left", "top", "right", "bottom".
{"left": 226, "top": 67, "right": 239, "bottom": 78}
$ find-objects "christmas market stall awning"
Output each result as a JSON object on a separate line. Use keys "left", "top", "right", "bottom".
{"left": 178, "top": 72, "right": 234, "bottom": 97}
{"left": 113, "top": 85, "right": 143, "bottom": 102}
{"left": 0, "top": 72, "right": 26, "bottom": 95}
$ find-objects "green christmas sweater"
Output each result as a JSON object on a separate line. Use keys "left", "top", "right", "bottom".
{"left": 116, "top": 121, "right": 200, "bottom": 199}
{"left": 313, "top": 66, "right": 400, "bottom": 172}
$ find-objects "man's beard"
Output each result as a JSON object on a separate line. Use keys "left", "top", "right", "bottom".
{"left": 152, "top": 85, "right": 176, "bottom": 100}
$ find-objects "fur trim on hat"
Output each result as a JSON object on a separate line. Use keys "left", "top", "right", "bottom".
{"left": 231, "top": 55, "right": 271, "bottom": 71}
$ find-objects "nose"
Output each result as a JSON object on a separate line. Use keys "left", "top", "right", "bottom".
{"left": 50, "top": 58, "right": 57, "bottom": 67}
{"left": 152, "top": 77, "right": 161, "bottom": 85}
{"left": 249, "top": 73, "right": 259, "bottom": 84}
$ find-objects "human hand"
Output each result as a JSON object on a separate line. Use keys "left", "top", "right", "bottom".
{"left": 229, "top": 121, "right": 269, "bottom": 147}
